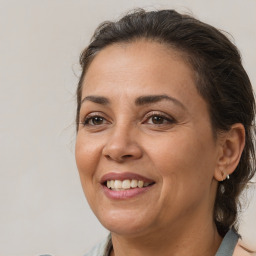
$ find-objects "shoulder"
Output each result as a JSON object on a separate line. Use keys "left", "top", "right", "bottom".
{"left": 84, "top": 234, "right": 112, "bottom": 256}
{"left": 233, "top": 239, "right": 256, "bottom": 256}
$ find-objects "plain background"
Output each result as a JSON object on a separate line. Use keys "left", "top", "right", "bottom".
{"left": 0, "top": 0, "right": 255, "bottom": 255}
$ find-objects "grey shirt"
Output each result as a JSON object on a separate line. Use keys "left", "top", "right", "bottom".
{"left": 84, "top": 229, "right": 239, "bottom": 256}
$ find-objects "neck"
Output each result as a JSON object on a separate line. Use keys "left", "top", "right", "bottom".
{"left": 110, "top": 216, "right": 222, "bottom": 256}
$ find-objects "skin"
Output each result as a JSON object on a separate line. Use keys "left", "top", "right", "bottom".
{"left": 75, "top": 40, "right": 245, "bottom": 256}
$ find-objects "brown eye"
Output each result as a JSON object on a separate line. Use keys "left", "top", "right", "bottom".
{"left": 146, "top": 114, "right": 174, "bottom": 125}
{"left": 151, "top": 116, "right": 165, "bottom": 124}
{"left": 83, "top": 116, "right": 106, "bottom": 126}
{"left": 91, "top": 116, "right": 104, "bottom": 125}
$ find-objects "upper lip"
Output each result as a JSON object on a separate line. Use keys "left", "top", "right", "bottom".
{"left": 100, "top": 172, "right": 155, "bottom": 184}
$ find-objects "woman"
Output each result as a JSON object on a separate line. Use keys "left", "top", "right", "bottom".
{"left": 75, "top": 9, "right": 256, "bottom": 256}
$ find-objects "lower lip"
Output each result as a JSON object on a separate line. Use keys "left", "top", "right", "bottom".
{"left": 102, "top": 185, "right": 154, "bottom": 200}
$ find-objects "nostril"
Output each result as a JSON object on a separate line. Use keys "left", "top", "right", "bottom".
{"left": 105, "top": 154, "right": 134, "bottom": 161}
{"left": 123, "top": 154, "right": 133, "bottom": 158}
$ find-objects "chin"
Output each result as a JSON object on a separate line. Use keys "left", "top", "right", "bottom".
{"left": 95, "top": 208, "right": 154, "bottom": 236}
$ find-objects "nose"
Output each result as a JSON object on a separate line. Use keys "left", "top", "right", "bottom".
{"left": 102, "top": 124, "right": 143, "bottom": 162}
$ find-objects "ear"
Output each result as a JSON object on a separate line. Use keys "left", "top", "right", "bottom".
{"left": 214, "top": 123, "right": 245, "bottom": 181}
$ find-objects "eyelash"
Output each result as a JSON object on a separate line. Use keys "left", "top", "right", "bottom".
{"left": 80, "top": 112, "right": 176, "bottom": 127}
{"left": 143, "top": 112, "right": 175, "bottom": 125}
{"left": 81, "top": 113, "right": 108, "bottom": 126}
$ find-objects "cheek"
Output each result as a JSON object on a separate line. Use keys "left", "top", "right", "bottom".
{"left": 147, "top": 132, "right": 216, "bottom": 219}
{"left": 75, "top": 134, "right": 107, "bottom": 212}
{"left": 146, "top": 130, "right": 215, "bottom": 187}
{"left": 75, "top": 134, "right": 103, "bottom": 189}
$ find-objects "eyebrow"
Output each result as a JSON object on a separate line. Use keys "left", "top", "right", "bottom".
{"left": 81, "top": 94, "right": 186, "bottom": 110}
{"left": 81, "top": 95, "right": 110, "bottom": 105}
{"left": 135, "top": 94, "right": 186, "bottom": 109}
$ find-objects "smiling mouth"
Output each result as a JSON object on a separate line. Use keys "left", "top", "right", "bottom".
{"left": 104, "top": 179, "right": 155, "bottom": 191}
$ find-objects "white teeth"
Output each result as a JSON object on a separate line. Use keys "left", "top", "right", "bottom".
{"left": 131, "top": 179, "right": 138, "bottom": 188}
{"left": 138, "top": 180, "right": 144, "bottom": 188}
{"left": 106, "top": 179, "right": 152, "bottom": 190}
{"left": 122, "top": 180, "right": 131, "bottom": 189}
{"left": 110, "top": 180, "right": 115, "bottom": 188}
{"left": 114, "top": 180, "right": 122, "bottom": 189}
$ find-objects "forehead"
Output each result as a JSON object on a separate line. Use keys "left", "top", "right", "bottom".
{"left": 82, "top": 40, "right": 197, "bottom": 97}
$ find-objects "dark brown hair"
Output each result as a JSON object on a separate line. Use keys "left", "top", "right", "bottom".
{"left": 76, "top": 9, "right": 256, "bottom": 236}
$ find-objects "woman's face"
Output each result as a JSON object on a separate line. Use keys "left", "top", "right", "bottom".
{"left": 75, "top": 41, "right": 220, "bottom": 237}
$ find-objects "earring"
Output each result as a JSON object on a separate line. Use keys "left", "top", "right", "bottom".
{"left": 223, "top": 172, "right": 230, "bottom": 180}
{"left": 220, "top": 169, "right": 230, "bottom": 181}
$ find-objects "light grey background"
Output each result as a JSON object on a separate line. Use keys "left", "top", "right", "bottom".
{"left": 0, "top": 0, "right": 255, "bottom": 255}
